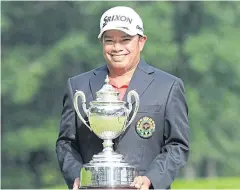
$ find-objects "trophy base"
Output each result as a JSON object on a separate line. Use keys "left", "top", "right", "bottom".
{"left": 80, "top": 151, "right": 138, "bottom": 189}
{"left": 80, "top": 187, "right": 136, "bottom": 189}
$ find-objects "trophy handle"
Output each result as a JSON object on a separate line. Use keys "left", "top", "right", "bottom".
{"left": 124, "top": 90, "right": 140, "bottom": 131}
{"left": 73, "top": 90, "right": 92, "bottom": 131}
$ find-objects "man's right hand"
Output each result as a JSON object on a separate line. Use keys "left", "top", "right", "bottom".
{"left": 73, "top": 177, "right": 80, "bottom": 190}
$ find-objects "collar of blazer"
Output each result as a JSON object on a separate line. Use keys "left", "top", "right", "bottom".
{"left": 90, "top": 59, "right": 155, "bottom": 103}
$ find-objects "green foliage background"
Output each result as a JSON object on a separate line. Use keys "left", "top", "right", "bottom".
{"left": 1, "top": 1, "right": 240, "bottom": 189}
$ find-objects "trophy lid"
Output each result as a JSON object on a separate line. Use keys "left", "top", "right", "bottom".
{"left": 96, "top": 75, "right": 121, "bottom": 102}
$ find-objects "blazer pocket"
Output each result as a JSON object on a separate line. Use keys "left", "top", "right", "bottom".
{"left": 137, "top": 105, "right": 162, "bottom": 113}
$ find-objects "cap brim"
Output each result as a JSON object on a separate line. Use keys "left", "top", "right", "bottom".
{"left": 98, "top": 25, "right": 138, "bottom": 39}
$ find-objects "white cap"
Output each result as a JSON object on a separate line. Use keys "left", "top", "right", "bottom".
{"left": 98, "top": 6, "right": 144, "bottom": 39}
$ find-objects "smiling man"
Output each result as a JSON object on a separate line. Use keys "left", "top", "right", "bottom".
{"left": 56, "top": 6, "right": 190, "bottom": 190}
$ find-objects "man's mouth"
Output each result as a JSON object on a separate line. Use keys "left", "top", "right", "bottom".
{"left": 111, "top": 54, "right": 128, "bottom": 57}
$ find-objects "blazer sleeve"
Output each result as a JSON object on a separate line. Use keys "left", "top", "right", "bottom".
{"left": 56, "top": 78, "right": 83, "bottom": 189}
{"left": 145, "top": 79, "right": 190, "bottom": 189}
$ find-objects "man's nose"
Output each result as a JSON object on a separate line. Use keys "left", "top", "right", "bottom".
{"left": 113, "top": 42, "right": 123, "bottom": 52}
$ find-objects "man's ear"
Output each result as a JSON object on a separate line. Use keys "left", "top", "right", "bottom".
{"left": 99, "top": 36, "right": 104, "bottom": 44}
{"left": 139, "top": 35, "right": 147, "bottom": 51}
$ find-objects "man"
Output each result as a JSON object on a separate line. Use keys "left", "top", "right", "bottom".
{"left": 56, "top": 6, "right": 190, "bottom": 190}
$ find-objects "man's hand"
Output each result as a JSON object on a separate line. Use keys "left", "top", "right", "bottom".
{"left": 73, "top": 177, "right": 80, "bottom": 190}
{"left": 131, "top": 176, "right": 151, "bottom": 190}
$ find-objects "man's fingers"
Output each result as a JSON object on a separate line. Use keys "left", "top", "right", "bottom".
{"left": 131, "top": 176, "right": 148, "bottom": 189}
{"left": 73, "top": 186, "right": 78, "bottom": 190}
{"left": 134, "top": 176, "right": 144, "bottom": 189}
{"left": 130, "top": 176, "right": 138, "bottom": 186}
{"left": 73, "top": 184, "right": 79, "bottom": 190}
{"left": 73, "top": 183, "right": 78, "bottom": 190}
{"left": 140, "top": 184, "right": 149, "bottom": 190}
{"left": 73, "top": 178, "right": 80, "bottom": 190}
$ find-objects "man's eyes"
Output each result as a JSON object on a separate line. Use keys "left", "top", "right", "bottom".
{"left": 104, "top": 38, "right": 131, "bottom": 43}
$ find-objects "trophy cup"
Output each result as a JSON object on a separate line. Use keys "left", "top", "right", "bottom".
{"left": 73, "top": 75, "right": 140, "bottom": 189}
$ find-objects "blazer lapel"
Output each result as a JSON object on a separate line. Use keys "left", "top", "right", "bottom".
{"left": 117, "top": 60, "right": 155, "bottom": 143}
{"left": 122, "top": 60, "right": 155, "bottom": 103}
{"left": 89, "top": 65, "right": 108, "bottom": 100}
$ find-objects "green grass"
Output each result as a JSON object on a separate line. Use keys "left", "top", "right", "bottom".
{"left": 50, "top": 177, "right": 240, "bottom": 189}
{"left": 172, "top": 177, "right": 240, "bottom": 189}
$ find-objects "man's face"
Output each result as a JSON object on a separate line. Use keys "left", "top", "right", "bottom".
{"left": 102, "top": 30, "right": 147, "bottom": 73}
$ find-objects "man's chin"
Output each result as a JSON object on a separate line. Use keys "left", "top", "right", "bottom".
{"left": 111, "top": 58, "right": 126, "bottom": 63}
{"left": 108, "top": 58, "right": 124, "bottom": 64}
{"left": 108, "top": 63, "right": 126, "bottom": 71}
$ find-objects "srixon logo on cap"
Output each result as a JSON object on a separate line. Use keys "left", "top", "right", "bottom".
{"left": 136, "top": 25, "right": 143, "bottom": 32}
{"left": 103, "top": 15, "right": 133, "bottom": 28}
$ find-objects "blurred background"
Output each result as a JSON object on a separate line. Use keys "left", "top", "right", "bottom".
{"left": 1, "top": 1, "right": 240, "bottom": 189}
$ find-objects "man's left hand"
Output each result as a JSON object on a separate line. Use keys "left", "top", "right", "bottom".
{"left": 130, "top": 176, "right": 151, "bottom": 190}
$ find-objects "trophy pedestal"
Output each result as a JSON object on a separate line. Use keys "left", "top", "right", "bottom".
{"left": 80, "top": 165, "right": 137, "bottom": 189}
{"left": 80, "top": 147, "right": 138, "bottom": 189}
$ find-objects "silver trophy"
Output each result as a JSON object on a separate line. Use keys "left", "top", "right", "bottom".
{"left": 73, "top": 75, "right": 140, "bottom": 189}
